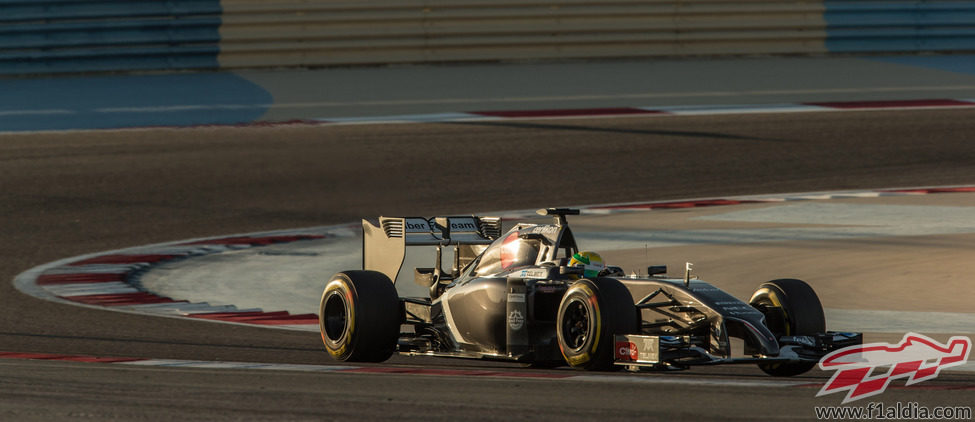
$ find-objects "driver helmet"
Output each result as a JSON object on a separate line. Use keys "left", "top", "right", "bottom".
{"left": 568, "top": 251, "right": 605, "bottom": 278}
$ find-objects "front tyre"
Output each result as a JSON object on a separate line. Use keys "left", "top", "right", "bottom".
{"left": 749, "top": 278, "right": 825, "bottom": 377}
{"left": 320, "top": 271, "right": 401, "bottom": 362}
{"left": 556, "top": 278, "right": 636, "bottom": 371}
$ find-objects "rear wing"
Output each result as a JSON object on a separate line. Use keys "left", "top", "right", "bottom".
{"left": 362, "top": 216, "right": 502, "bottom": 283}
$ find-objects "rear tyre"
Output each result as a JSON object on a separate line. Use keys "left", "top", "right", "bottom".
{"left": 749, "top": 278, "right": 825, "bottom": 377}
{"left": 556, "top": 278, "right": 636, "bottom": 371}
{"left": 320, "top": 270, "right": 401, "bottom": 362}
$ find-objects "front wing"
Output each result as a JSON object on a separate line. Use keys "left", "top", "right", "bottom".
{"left": 614, "top": 332, "right": 863, "bottom": 368}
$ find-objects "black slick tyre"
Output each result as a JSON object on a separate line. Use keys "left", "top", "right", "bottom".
{"left": 556, "top": 278, "right": 636, "bottom": 371}
{"left": 749, "top": 278, "right": 825, "bottom": 377}
{"left": 319, "top": 270, "right": 401, "bottom": 362}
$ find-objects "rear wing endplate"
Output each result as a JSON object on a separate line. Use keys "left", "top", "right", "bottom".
{"left": 362, "top": 216, "right": 502, "bottom": 283}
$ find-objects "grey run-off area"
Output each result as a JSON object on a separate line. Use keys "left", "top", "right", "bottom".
{"left": 5, "top": 55, "right": 975, "bottom": 131}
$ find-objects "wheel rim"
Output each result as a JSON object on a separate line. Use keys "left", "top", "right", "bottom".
{"left": 323, "top": 292, "right": 348, "bottom": 342}
{"left": 753, "top": 291, "right": 791, "bottom": 336}
{"left": 561, "top": 298, "right": 590, "bottom": 350}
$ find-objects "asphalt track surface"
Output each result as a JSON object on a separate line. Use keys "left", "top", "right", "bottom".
{"left": 3, "top": 110, "right": 975, "bottom": 420}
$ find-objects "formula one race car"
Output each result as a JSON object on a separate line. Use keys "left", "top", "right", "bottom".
{"left": 319, "top": 209, "right": 862, "bottom": 375}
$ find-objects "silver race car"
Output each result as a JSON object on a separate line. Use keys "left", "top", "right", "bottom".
{"left": 319, "top": 208, "right": 861, "bottom": 375}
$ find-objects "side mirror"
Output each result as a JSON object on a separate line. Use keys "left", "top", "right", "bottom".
{"left": 648, "top": 265, "right": 667, "bottom": 276}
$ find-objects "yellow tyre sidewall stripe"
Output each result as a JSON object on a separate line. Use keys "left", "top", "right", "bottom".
{"left": 563, "top": 282, "right": 601, "bottom": 366}
{"left": 321, "top": 278, "right": 355, "bottom": 359}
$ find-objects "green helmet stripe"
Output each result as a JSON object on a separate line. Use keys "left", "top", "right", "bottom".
{"left": 572, "top": 252, "right": 590, "bottom": 265}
